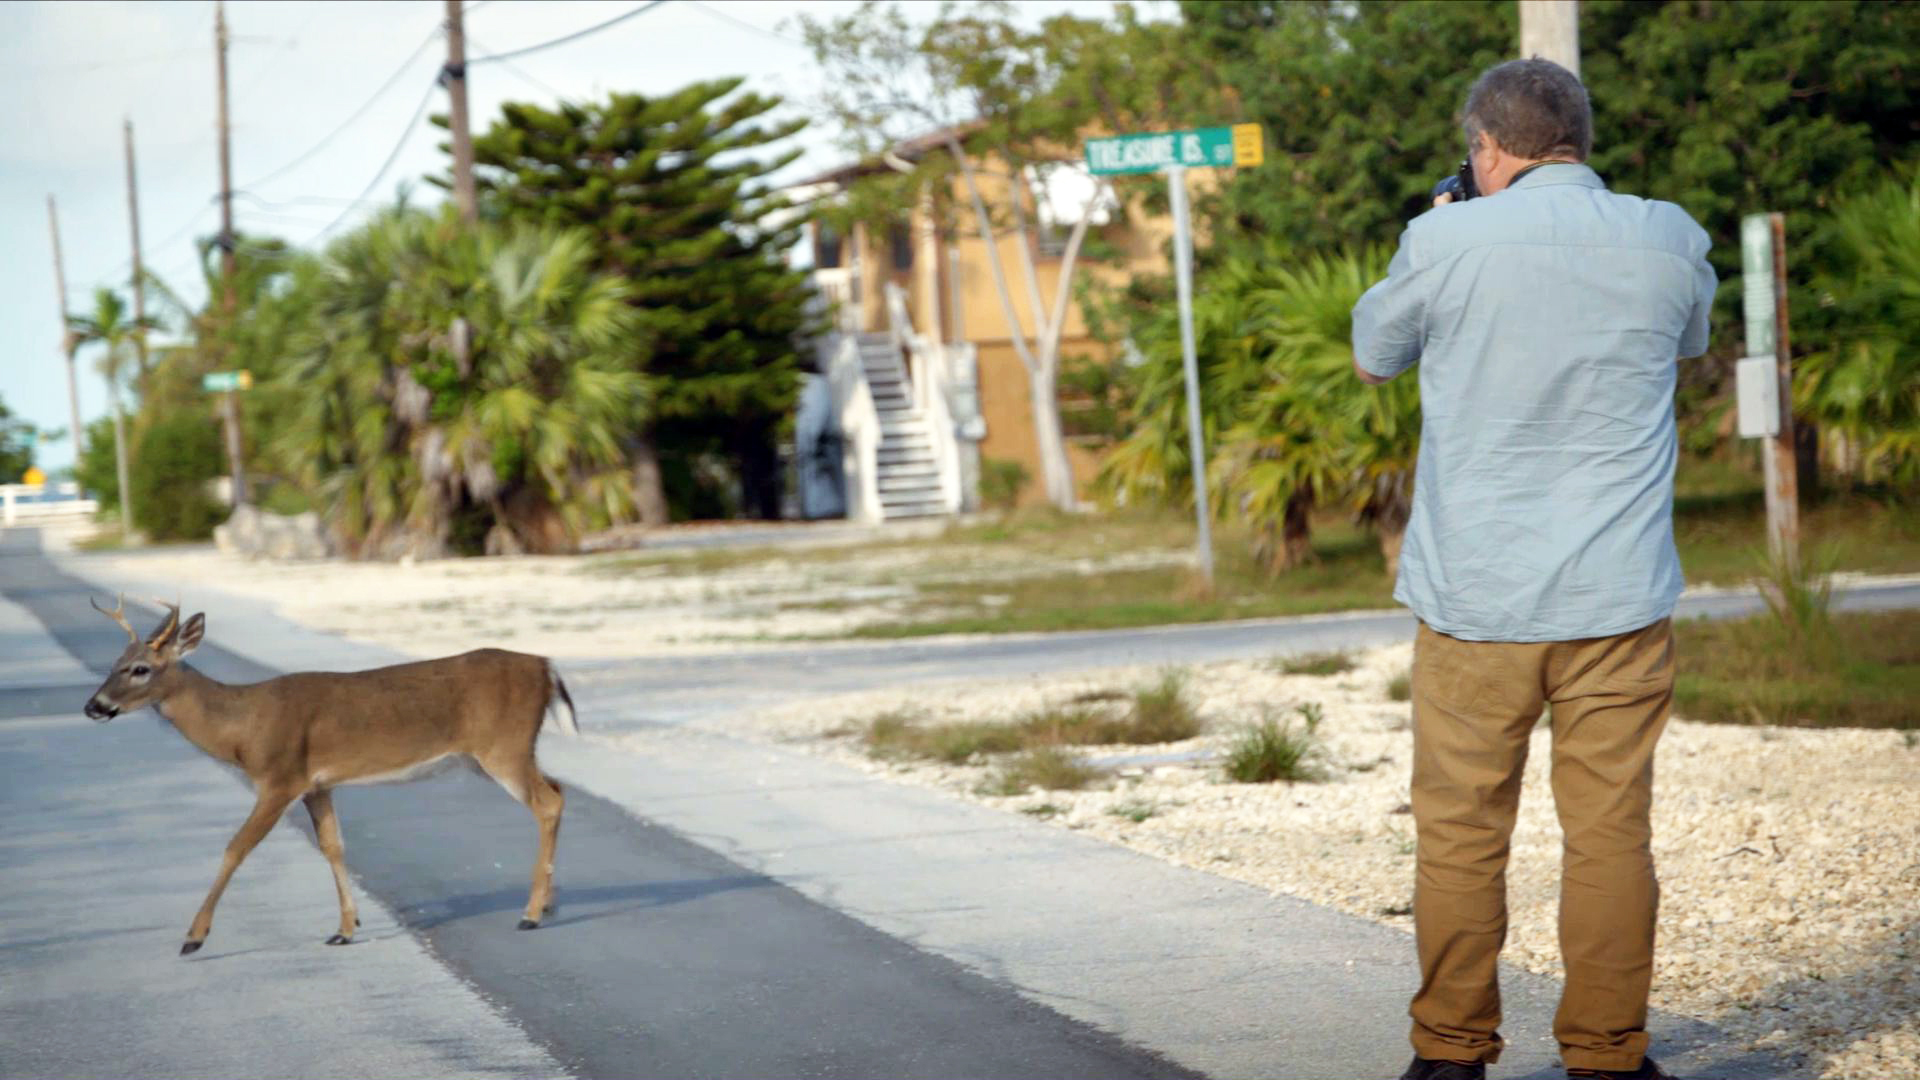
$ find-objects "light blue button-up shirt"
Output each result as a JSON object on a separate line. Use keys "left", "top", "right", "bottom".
{"left": 1351, "top": 163, "right": 1717, "bottom": 643}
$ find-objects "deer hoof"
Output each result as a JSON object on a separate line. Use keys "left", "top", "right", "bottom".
{"left": 325, "top": 934, "right": 351, "bottom": 946}
{"left": 179, "top": 940, "right": 203, "bottom": 956}
{"left": 516, "top": 918, "right": 540, "bottom": 931}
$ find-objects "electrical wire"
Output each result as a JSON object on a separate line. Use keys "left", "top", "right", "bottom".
{"left": 310, "top": 77, "right": 443, "bottom": 239}
{"left": 685, "top": 0, "right": 804, "bottom": 46}
{"left": 467, "top": 35, "right": 565, "bottom": 99}
{"left": 469, "top": 0, "right": 670, "bottom": 65}
{"left": 235, "top": 24, "right": 444, "bottom": 191}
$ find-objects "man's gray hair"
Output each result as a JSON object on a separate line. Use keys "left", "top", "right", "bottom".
{"left": 1462, "top": 58, "right": 1592, "bottom": 161}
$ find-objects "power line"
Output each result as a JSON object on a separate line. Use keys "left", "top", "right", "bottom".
{"left": 235, "top": 24, "right": 444, "bottom": 192}
{"left": 469, "top": 0, "right": 670, "bottom": 65}
{"left": 685, "top": 0, "right": 804, "bottom": 46}
{"left": 468, "top": 35, "right": 565, "bottom": 99}
{"left": 311, "top": 77, "right": 443, "bottom": 239}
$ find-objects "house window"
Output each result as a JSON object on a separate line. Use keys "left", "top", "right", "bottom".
{"left": 888, "top": 222, "right": 914, "bottom": 271}
{"left": 814, "top": 224, "right": 844, "bottom": 269}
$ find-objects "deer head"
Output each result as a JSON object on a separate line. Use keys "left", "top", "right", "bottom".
{"left": 83, "top": 595, "right": 205, "bottom": 722}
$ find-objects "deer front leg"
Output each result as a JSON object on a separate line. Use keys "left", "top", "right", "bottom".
{"left": 304, "top": 790, "right": 359, "bottom": 945}
{"left": 181, "top": 785, "right": 300, "bottom": 956}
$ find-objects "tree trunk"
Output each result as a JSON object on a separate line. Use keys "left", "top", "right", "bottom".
{"left": 1281, "top": 489, "right": 1314, "bottom": 569}
{"left": 631, "top": 433, "right": 670, "bottom": 526}
{"left": 1026, "top": 363, "right": 1076, "bottom": 510}
{"left": 735, "top": 427, "right": 782, "bottom": 521}
{"left": 110, "top": 392, "right": 134, "bottom": 542}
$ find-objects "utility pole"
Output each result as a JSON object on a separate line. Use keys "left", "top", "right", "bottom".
{"left": 214, "top": 0, "right": 247, "bottom": 506}
{"left": 124, "top": 118, "right": 148, "bottom": 377}
{"left": 1518, "top": 0, "right": 1580, "bottom": 76}
{"left": 47, "top": 196, "right": 84, "bottom": 464}
{"left": 444, "top": 0, "right": 477, "bottom": 223}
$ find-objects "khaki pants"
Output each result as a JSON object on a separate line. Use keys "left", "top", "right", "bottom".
{"left": 1408, "top": 618, "right": 1674, "bottom": 1072}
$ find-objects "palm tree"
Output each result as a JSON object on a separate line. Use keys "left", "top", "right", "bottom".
{"left": 1797, "top": 173, "right": 1920, "bottom": 489}
{"left": 271, "top": 210, "right": 649, "bottom": 557}
{"left": 68, "top": 288, "right": 160, "bottom": 541}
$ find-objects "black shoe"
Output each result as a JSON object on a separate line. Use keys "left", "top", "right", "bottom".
{"left": 1399, "top": 1057, "right": 1486, "bottom": 1080}
{"left": 1567, "top": 1057, "right": 1676, "bottom": 1080}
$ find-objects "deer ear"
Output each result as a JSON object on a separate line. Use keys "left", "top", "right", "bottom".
{"left": 173, "top": 613, "right": 206, "bottom": 658}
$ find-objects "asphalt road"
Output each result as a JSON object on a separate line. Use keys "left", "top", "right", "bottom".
{"left": 0, "top": 529, "right": 1197, "bottom": 1080}
{"left": 3, "top": 526, "right": 1866, "bottom": 1079}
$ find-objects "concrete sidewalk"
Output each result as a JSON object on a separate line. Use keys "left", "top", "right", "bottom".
{"left": 32, "top": 538, "right": 1798, "bottom": 1079}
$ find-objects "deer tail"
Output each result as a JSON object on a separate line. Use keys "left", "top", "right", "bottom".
{"left": 545, "top": 663, "right": 580, "bottom": 737}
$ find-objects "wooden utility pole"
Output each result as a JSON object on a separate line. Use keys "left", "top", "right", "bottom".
{"left": 47, "top": 196, "right": 84, "bottom": 462}
{"left": 444, "top": 0, "right": 477, "bottom": 223}
{"left": 124, "top": 118, "right": 148, "bottom": 377}
{"left": 1518, "top": 0, "right": 1580, "bottom": 76}
{"left": 213, "top": 0, "right": 247, "bottom": 506}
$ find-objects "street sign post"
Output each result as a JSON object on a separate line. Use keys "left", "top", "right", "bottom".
{"left": 200, "top": 370, "right": 252, "bottom": 506}
{"left": 1740, "top": 213, "right": 1798, "bottom": 569}
{"left": 1084, "top": 125, "right": 1264, "bottom": 587}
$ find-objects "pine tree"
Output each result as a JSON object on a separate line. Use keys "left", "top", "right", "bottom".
{"left": 447, "top": 80, "right": 816, "bottom": 521}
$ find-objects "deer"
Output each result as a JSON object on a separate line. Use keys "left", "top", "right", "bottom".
{"left": 81, "top": 595, "right": 579, "bottom": 956}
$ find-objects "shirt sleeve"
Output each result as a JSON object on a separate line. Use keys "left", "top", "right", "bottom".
{"left": 1351, "top": 228, "right": 1428, "bottom": 380}
{"left": 1679, "top": 252, "right": 1716, "bottom": 359}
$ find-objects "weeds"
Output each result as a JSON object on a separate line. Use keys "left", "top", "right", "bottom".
{"left": 1223, "top": 703, "right": 1327, "bottom": 783}
{"left": 982, "top": 747, "right": 1101, "bottom": 795}
{"left": 1386, "top": 669, "right": 1412, "bottom": 702}
{"left": 1108, "top": 798, "right": 1158, "bottom": 823}
{"left": 1126, "top": 670, "right": 1204, "bottom": 743}
{"left": 864, "top": 672, "right": 1203, "bottom": 766}
{"left": 1021, "top": 802, "right": 1065, "bottom": 818}
{"left": 1276, "top": 650, "right": 1356, "bottom": 676}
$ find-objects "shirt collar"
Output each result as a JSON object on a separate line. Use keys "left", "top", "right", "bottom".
{"left": 1507, "top": 162, "right": 1605, "bottom": 191}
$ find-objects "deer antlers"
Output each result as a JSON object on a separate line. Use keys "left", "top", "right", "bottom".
{"left": 90, "top": 594, "right": 139, "bottom": 644}
{"left": 89, "top": 594, "right": 183, "bottom": 647}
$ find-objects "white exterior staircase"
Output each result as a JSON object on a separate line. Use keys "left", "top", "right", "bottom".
{"left": 857, "top": 334, "right": 948, "bottom": 520}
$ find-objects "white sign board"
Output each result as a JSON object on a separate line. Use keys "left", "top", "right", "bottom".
{"left": 1736, "top": 355, "right": 1780, "bottom": 438}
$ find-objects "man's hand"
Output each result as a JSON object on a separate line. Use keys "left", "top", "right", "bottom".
{"left": 1433, "top": 192, "right": 1455, "bottom": 209}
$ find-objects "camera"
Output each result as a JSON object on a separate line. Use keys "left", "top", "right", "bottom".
{"left": 1431, "top": 157, "right": 1477, "bottom": 202}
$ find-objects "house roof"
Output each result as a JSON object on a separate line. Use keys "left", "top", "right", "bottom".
{"left": 784, "top": 120, "right": 986, "bottom": 190}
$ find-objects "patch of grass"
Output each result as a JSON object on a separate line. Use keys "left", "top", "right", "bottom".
{"left": 1386, "top": 669, "right": 1412, "bottom": 702}
{"left": 982, "top": 747, "right": 1102, "bottom": 794}
{"left": 1108, "top": 798, "right": 1158, "bottom": 823}
{"left": 1675, "top": 607, "right": 1920, "bottom": 729}
{"left": 1674, "top": 486, "right": 1920, "bottom": 586}
{"left": 864, "top": 709, "right": 1023, "bottom": 764}
{"left": 1223, "top": 704, "right": 1328, "bottom": 784}
{"left": 1020, "top": 802, "right": 1065, "bottom": 818}
{"left": 1276, "top": 650, "right": 1356, "bottom": 676}
{"left": 863, "top": 677, "right": 1203, "bottom": 768}
{"left": 1126, "top": 670, "right": 1204, "bottom": 743}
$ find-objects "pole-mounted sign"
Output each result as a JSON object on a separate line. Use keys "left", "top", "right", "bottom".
{"left": 200, "top": 370, "right": 252, "bottom": 393}
{"left": 1083, "top": 124, "right": 1265, "bottom": 587}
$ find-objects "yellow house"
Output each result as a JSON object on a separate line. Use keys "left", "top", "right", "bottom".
{"left": 790, "top": 127, "right": 1179, "bottom": 518}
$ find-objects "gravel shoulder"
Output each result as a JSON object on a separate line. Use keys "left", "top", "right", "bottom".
{"left": 691, "top": 645, "right": 1920, "bottom": 1080}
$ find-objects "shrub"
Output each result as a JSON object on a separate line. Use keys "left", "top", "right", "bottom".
{"left": 1277, "top": 650, "right": 1356, "bottom": 676}
{"left": 1224, "top": 704, "right": 1326, "bottom": 783}
{"left": 131, "top": 413, "right": 225, "bottom": 541}
{"left": 1125, "top": 670, "right": 1204, "bottom": 742}
{"left": 980, "top": 457, "right": 1031, "bottom": 512}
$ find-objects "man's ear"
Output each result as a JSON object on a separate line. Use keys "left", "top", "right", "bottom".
{"left": 174, "top": 613, "right": 206, "bottom": 658}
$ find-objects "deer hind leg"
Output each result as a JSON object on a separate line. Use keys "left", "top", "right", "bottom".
{"left": 474, "top": 750, "right": 565, "bottom": 930}
{"left": 304, "top": 790, "right": 359, "bottom": 945}
{"left": 182, "top": 784, "right": 301, "bottom": 956}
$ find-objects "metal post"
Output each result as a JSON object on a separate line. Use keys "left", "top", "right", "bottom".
{"left": 47, "top": 196, "right": 84, "bottom": 463}
{"left": 445, "top": 0, "right": 478, "bottom": 223}
{"left": 1166, "top": 164, "right": 1215, "bottom": 586}
{"left": 1741, "top": 212, "right": 1799, "bottom": 570}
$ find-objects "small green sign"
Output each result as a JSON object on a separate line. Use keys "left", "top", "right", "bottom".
{"left": 1084, "top": 124, "right": 1264, "bottom": 175}
{"left": 201, "top": 370, "right": 252, "bottom": 392}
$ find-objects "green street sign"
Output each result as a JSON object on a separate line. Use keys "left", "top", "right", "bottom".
{"left": 1084, "top": 124, "right": 1264, "bottom": 175}
{"left": 201, "top": 370, "right": 253, "bottom": 392}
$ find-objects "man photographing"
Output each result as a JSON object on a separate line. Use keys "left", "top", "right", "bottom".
{"left": 1350, "top": 59, "right": 1717, "bottom": 1080}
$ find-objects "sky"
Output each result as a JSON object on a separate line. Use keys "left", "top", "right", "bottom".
{"left": 0, "top": 0, "right": 1125, "bottom": 476}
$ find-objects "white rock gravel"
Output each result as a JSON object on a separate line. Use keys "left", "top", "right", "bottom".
{"left": 688, "top": 645, "right": 1919, "bottom": 1080}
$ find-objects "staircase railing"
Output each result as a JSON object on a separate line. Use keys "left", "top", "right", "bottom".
{"left": 883, "top": 284, "right": 963, "bottom": 516}
{"left": 821, "top": 335, "right": 884, "bottom": 523}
